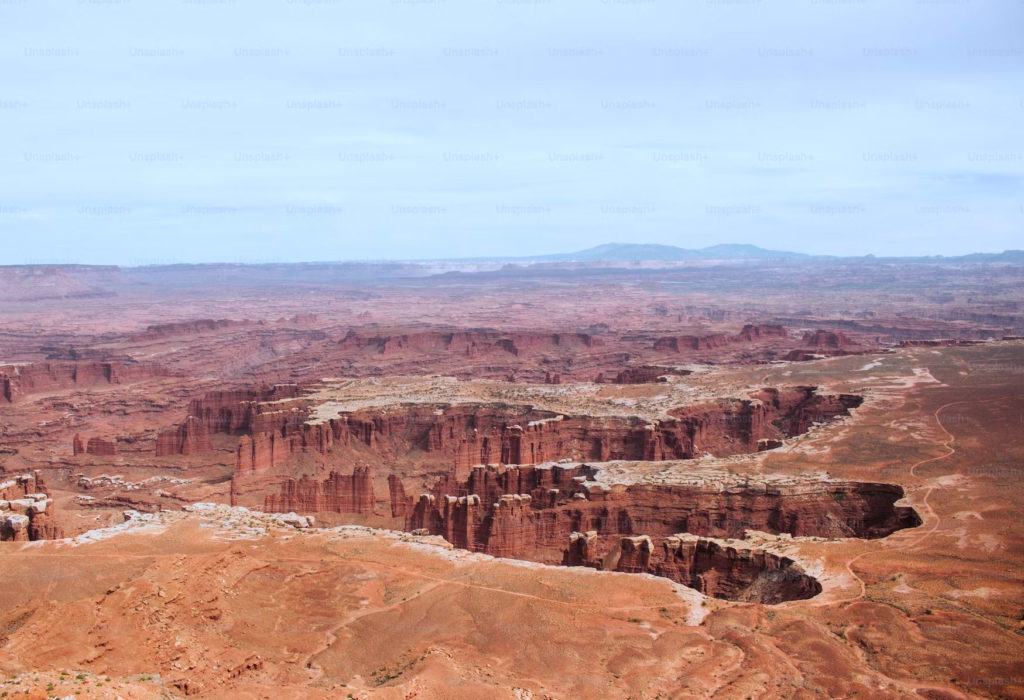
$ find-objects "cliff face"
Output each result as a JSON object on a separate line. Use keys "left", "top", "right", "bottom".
{"left": 155, "top": 416, "right": 213, "bottom": 456}
{"left": 338, "top": 329, "right": 602, "bottom": 358}
{"left": 801, "top": 329, "right": 856, "bottom": 349}
{"left": 132, "top": 318, "right": 255, "bottom": 340}
{"left": 407, "top": 467, "right": 920, "bottom": 556}
{"left": 186, "top": 385, "right": 304, "bottom": 435}
{"left": 654, "top": 324, "right": 787, "bottom": 353}
{"left": 88, "top": 437, "right": 117, "bottom": 456}
{"left": 231, "top": 387, "right": 860, "bottom": 476}
{"left": 403, "top": 464, "right": 918, "bottom": 603}
{"left": 735, "top": 324, "right": 787, "bottom": 341}
{"left": 73, "top": 435, "right": 119, "bottom": 457}
{"left": 0, "top": 361, "right": 170, "bottom": 403}
{"left": 218, "top": 385, "right": 865, "bottom": 515}
{"left": 748, "top": 386, "right": 863, "bottom": 436}
{"left": 388, "top": 474, "right": 411, "bottom": 518}
{"left": 595, "top": 366, "right": 689, "bottom": 384}
{"left": 783, "top": 329, "right": 865, "bottom": 360}
{"left": 0, "top": 472, "right": 61, "bottom": 541}
{"left": 565, "top": 532, "right": 821, "bottom": 604}
{"left": 263, "top": 468, "right": 375, "bottom": 515}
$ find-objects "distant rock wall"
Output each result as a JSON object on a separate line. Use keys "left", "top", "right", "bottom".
{"left": 0, "top": 361, "right": 170, "bottom": 403}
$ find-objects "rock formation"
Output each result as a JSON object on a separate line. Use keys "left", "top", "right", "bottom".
{"left": 566, "top": 532, "right": 821, "bottom": 603}
{"left": 654, "top": 324, "right": 787, "bottom": 353}
{"left": 264, "top": 468, "right": 375, "bottom": 515}
{"left": 407, "top": 464, "right": 920, "bottom": 550}
{"left": 783, "top": 329, "right": 866, "bottom": 360}
{"left": 595, "top": 366, "right": 684, "bottom": 384}
{"left": 155, "top": 416, "right": 213, "bottom": 456}
{"left": 0, "top": 361, "right": 170, "bottom": 403}
{"left": 86, "top": 437, "right": 117, "bottom": 456}
{"left": 388, "top": 474, "right": 412, "bottom": 518}
{"left": 338, "top": 329, "right": 603, "bottom": 358}
{"left": 133, "top": 318, "right": 255, "bottom": 340}
{"left": 801, "top": 329, "right": 856, "bottom": 349}
{"left": 402, "top": 463, "right": 918, "bottom": 603}
{"left": 0, "top": 472, "right": 61, "bottom": 541}
{"left": 226, "top": 386, "right": 861, "bottom": 478}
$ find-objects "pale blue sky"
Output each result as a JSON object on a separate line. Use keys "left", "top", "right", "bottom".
{"left": 1, "top": 0, "right": 1022, "bottom": 264}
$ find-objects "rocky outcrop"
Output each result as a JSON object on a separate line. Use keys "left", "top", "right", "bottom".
{"left": 155, "top": 416, "right": 213, "bottom": 456}
{"left": 264, "top": 468, "right": 375, "bottom": 515}
{"left": 226, "top": 386, "right": 863, "bottom": 514}
{"left": 565, "top": 532, "right": 820, "bottom": 603}
{"left": 388, "top": 474, "right": 412, "bottom": 518}
{"left": 338, "top": 329, "right": 603, "bottom": 358}
{"left": 0, "top": 472, "right": 61, "bottom": 541}
{"left": 735, "top": 324, "right": 787, "bottom": 341}
{"left": 408, "top": 466, "right": 920, "bottom": 554}
{"left": 654, "top": 334, "right": 731, "bottom": 352}
{"left": 783, "top": 329, "right": 865, "bottom": 360}
{"left": 86, "top": 437, "right": 117, "bottom": 456}
{"left": 595, "top": 366, "right": 686, "bottom": 384}
{"left": 0, "top": 361, "right": 171, "bottom": 403}
{"left": 748, "top": 387, "right": 862, "bottom": 436}
{"left": 186, "top": 385, "right": 305, "bottom": 435}
{"left": 237, "top": 386, "right": 858, "bottom": 475}
{"left": 654, "top": 324, "right": 787, "bottom": 353}
{"left": 73, "top": 434, "right": 118, "bottom": 457}
{"left": 404, "top": 464, "right": 918, "bottom": 603}
{"left": 801, "top": 329, "right": 856, "bottom": 349}
{"left": 133, "top": 318, "right": 256, "bottom": 340}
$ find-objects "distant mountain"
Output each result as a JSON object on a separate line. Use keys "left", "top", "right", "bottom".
{"left": 530, "top": 243, "right": 1024, "bottom": 264}
{"left": 539, "top": 242, "right": 811, "bottom": 262}
{"left": 923, "top": 250, "right": 1024, "bottom": 264}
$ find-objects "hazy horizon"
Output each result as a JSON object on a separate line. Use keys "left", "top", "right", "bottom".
{"left": 2, "top": 1, "right": 1022, "bottom": 265}
{"left": 5, "top": 240, "right": 1024, "bottom": 269}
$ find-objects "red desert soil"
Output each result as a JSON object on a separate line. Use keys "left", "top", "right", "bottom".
{"left": 1, "top": 261, "right": 1023, "bottom": 698}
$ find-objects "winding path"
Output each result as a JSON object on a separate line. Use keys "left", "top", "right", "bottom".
{"left": 815, "top": 399, "right": 967, "bottom": 608}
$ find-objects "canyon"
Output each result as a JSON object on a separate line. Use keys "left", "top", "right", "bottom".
{"left": 0, "top": 258, "right": 1022, "bottom": 697}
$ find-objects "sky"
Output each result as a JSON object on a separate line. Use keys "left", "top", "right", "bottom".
{"left": 1, "top": 0, "right": 1022, "bottom": 265}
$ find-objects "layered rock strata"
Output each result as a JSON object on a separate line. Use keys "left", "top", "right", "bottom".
{"left": 564, "top": 532, "right": 821, "bottom": 604}
{"left": 0, "top": 361, "right": 170, "bottom": 403}
{"left": 227, "top": 387, "right": 861, "bottom": 475}
{"left": 0, "top": 472, "right": 60, "bottom": 541}
{"left": 654, "top": 324, "right": 786, "bottom": 352}
{"left": 403, "top": 464, "right": 918, "bottom": 603}
{"left": 263, "top": 468, "right": 375, "bottom": 515}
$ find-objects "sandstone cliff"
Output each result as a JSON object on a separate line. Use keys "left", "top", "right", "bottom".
{"left": 155, "top": 416, "right": 213, "bottom": 456}
{"left": 0, "top": 472, "right": 61, "bottom": 541}
{"left": 0, "top": 361, "right": 171, "bottom": 403}
{"left": 264, "top": 468, "right": 375, "bottom": 515}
